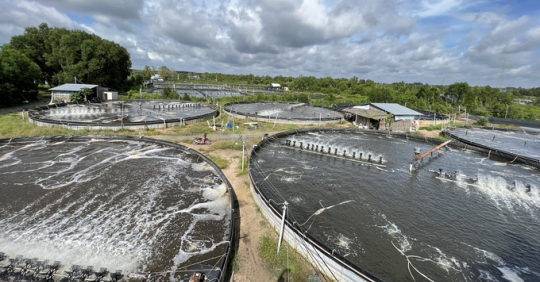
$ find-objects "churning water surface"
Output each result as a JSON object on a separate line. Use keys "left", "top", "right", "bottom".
{"left": 449, "top": 128, "right": 540, "bottom": 161}
{"left": 251, "top": 132, "right": 540, "bottom": 281}
{"left": 32, "top": 100, "right": 214, "bottom": 123}
{"left": 225, "top": 102, "right": 343, "bottom": 120}
{"left": 0, "top": 139, "right": 231, "bottom": 280}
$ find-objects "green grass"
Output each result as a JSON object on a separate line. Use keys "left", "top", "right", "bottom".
{"left": 258, "top": 234, "right": 313, "bottom": 281}
{"left": 206, "top": 153, "right": 229, "bottom": 169}
{"left": 232, "top": 253, "right": 242, "bottom": 272}
{"left": 419, "top": 124, "right": 442, "bottom": 131}
{"left": 0, "top": 113, "right": 141, "bottom": 138}
{"left": 236, "top": 155, "right": 249, "bottom": 176}
{"left": 0, "top": 113, "right": 145, "bottom": 139}
{"left": 212, "top": 140, "right": 244, "bottom": 150}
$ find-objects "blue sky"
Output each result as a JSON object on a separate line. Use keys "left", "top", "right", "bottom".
{"left": 1, "top": 0, "right": 540, "bottom": 87}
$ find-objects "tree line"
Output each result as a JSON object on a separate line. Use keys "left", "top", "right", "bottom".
{"left": 130, "top": 68, "right": 540, "bottom": 121}
{"left": 0, "top": 23, "right": 132, "bottom": 106}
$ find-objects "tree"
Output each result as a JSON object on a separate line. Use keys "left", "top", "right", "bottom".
{"left": 446, "top": 82, "right": 471, "bottom": 105}
{"left": 298, "top": 93, "right": 309, "bottom": 103}
{"left": 0, "top": 46, "right": 41, "bottom": 106}
{"left": 182, "top": 92, "right": 191, "bottom": 101}
{"left": 158, "top": 66, "right": 171, "bottom": 81}
{"left": 475, "top": 117, "right": 489, "bottom": 126}
{"left": 141, "top": 65, "right": 155, "bottom": 81}
{"left": 80, "top": 87, "right": 93, "bottom": 101}
{"left": 9, "top": 23, "right": 132, "bottom": 90}
{"left": 9, "top": 23, "right": 57, "bottom": 85}
{"left": 162, "top": 87, "right": 177, "bottom": 99}
{"left": 325, "top": 92, "right": 336, "bottom": 104}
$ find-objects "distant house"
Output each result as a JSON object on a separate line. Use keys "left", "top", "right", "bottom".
{"left": 49, "top": 84, "right": 109, "bottom": 103}
{"left": 151, "top": 74, "right": 163, "bottom": 82}
{"left": 342, "top": 103, "right": 422, "bottom": 131}
{"left": 514, "top": 98, "right": 533, "bottom": 105}
{"left": 267, "top": 83, "right": 282, "bottom": 91}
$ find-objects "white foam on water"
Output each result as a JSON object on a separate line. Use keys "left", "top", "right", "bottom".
{"left": 257, "top": 109, "right": 282, "bottom": 116}
{"left": 470, "top": 174, "right": 540, "bottom": 217}
{"left": 280, "top": 175, "right": 301, "bottom": 183}
{"left": 0, "top": 238, "right": 138, "bottom": 272}
{"left": 376, "top": 215, "right": 412, "bottom": 253}
{"left": 202, "top": 183, "right": 227, "bottom": 201}
{"left": 290, "top": 196, "right": 303, "bottom": 203}
{"left": 1, "top": 140, "right": 232, "bottom": 277}
{"left": 192, "top": 161, "right": 214, "bottom": 172}
{"left": 498, "top": 267, "right": 525, "bottom": 282}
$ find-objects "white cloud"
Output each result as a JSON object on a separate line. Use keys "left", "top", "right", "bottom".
{"left": 0, "top": 0, "right": 539, "bottom": 87}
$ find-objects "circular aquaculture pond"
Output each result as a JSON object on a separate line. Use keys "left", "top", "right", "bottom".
{"left": 224, "top": 102, "right": 343, "bottom": 124}
{"left": 0, "top": 136, "right": 234, "bottom": 281}
{"left": 28, "top": 100, "right": 217, "bottom": 129}
{"left": 250, "top": 129, "right": 540, "bottom": 281}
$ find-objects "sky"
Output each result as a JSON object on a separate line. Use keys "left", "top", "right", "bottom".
{"left": 1, "top": 0, "right": 540, "bottom": 88}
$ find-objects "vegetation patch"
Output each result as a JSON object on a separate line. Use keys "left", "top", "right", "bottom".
{"left": 419, "top": 124, "right": 442, "bottom": 131}
{"left": 236, "top": 155, "right": 249, "bottom": 176}
{"left": 206, "top": 153, "right": 229, "bottom": 169}
{"left": 258, "top": 234, "right": 314, "bottom": 281}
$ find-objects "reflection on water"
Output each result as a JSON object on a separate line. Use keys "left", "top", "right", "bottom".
{"left": 0, "top": 139, "right": 230, "bottom": 280}
{"left": 251, "top": 132, "right": 540, "bottom": 281}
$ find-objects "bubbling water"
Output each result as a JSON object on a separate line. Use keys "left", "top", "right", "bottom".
{"left": 0, "top": 139, "right": 231, "bottom": 279}
{"left": 251, "top": 131, "right": 540, "bottom": 281}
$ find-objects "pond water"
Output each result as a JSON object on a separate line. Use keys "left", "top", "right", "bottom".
{"left": 251, "top": 132, "right": 540, "bottom": 281}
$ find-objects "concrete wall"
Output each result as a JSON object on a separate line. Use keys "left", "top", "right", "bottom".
{"left": 51, "top": 92, "right": 74, "bottom": 102}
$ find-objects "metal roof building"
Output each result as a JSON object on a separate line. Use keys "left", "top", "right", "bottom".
{"left": 49, "top": 84, "right": 103, "bottom": 103}
{"left": 49, "top": 84, "right": 99, "bottom": 92}
{"left": 371, "top": 103, "right": 423, "bottom": 117}
{"left": 342, "top": 103, "right": 423, "bottom": 131}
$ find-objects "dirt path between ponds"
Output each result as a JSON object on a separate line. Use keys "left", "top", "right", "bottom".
{"left": 182, "top": 145, "right": 276, "bottom": 282}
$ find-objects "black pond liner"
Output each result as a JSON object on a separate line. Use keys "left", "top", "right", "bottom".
{"left": 0, "top": 135, "right": 239, "bottom": 282}
{"left": 27, "top": 101, "right": 218, "bottom": 129}
{"left": 248, "top": 127, "right": 536, "bottom": 282}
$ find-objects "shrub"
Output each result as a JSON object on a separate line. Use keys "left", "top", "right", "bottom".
{"left": 475, "top": 116, "right": 489, "bottom": 126}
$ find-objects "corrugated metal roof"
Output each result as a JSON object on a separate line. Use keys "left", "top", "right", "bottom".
{"left": 371, "top": 103, "right": 423, "bottom": 116}
{"left": 343, "top": 107, "right": 387, "bottom": 120}
{"left": 49, "top": 84, "right": 98, "bottom": 91}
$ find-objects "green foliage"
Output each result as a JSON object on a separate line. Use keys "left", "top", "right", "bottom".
{"left": 182, "top": 92, "right": 191, "bottom": 101}
{"left": 79, "top": 87, "right": 93, "bottom": 101}
{"left": 237, "top": 155, "right": 249, "bottom": 176}
{"left": 475, "top": 116, "right": 489, "bottom": 126}
{"left": 297, "top": 93, "right": 309, "bottom": 103}
{"left": 325, "top": 92, "right": 336, "bottom": 104}
{"left": 206, "top": 153, "right": 229, "bottom": 169}
{"left": 162, "top": 87, "right": 177, "bottom": 99}
{"left": 70, "top": 92, "right": 83, "bottom": 102}
{"left": 9, "top": 23, "right": 131, "bottom": 90}
{"left": 212, "top": 141, "right": 243, "bottom": 150}
{"left": 0, "top": 46, "right": 41, "bottom": 106}
{"left": 419, "top": 124, "right": 442, "bottom": 131}
{"left": 128, "top": 68, "right": 540, "bottom": 121}
{"left": 258, "top": 234, "right": 311, "bottom": 281}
